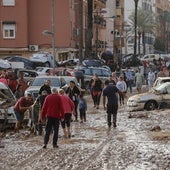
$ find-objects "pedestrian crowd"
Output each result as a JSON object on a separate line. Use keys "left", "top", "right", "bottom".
{"left": 0, "top": 61, "right": 170, "bottom": 148}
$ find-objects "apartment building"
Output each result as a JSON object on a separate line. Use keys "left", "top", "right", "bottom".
{"left": 155, "top": 0, "right": 170, "bottom": 53}
{"left": 92, "top": 0, "right": 107, "bottom": 57}
{"left": 0, "top": 0, "right": 88, "bottom": 60}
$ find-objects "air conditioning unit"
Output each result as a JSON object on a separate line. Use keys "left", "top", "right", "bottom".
{"left": 29, "top": 45, "right": 39, "bottom": 52}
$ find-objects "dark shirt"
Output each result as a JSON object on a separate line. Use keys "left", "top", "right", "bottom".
{"left": 39, "top": 84, "right": 51, "bottom": 95}
{"left": 89, "top": 79, "right": 103, "bottom": 91}
{"left": 66, "top": 86, "right": 80, "bottom": 102}
{"left": 36, "top": 95, "right": 47, "bottom": 109}
{"left": 102, "top": 85, "right": 119, "bottom": 105}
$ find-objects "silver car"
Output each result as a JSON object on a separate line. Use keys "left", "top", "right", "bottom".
{"left": 127, "top": 82, "right": 170, "bottom": 111}
{"left": 25, "top": 76, "right": 66, "bottom": 99}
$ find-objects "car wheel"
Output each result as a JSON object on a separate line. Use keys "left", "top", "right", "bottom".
{"left": 145, "top": 101, "right": 158, "bottom": 111}
{"left": 44, "top": 62, "right": 50, "bottom": 67}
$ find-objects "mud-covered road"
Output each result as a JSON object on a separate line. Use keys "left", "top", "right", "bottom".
{"left": 0, "top": 95, "right": 170, "bottom": 170}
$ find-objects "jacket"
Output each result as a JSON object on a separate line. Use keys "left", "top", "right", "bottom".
{"left": 41, "top": 93, "right": 64, "bottom": 120}
{"left": 60, "top": 94, "right": 75, "bottom": 114}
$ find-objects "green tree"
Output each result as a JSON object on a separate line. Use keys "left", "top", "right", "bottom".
{"left": 129, "top": 8, "right": 154, "bottom": 55}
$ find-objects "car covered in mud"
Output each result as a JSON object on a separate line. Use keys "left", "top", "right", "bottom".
{"left": 0, "top": 83, "right": 30, "bottom": 130}
{"left": 127, "top": 82, "right": 170, "bottom": 111}
{"left": 152, "top": 77, "right": 170, "bottom": 89}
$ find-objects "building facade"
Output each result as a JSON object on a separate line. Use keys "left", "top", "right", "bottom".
{"left": 0, "top": 0, "right": 88, "bottom": 61}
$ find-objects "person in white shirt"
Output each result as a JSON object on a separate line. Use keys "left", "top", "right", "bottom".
{"left": 116, "top": 76, "right": 127, "bottom": 105}
{"left": 148, "top": 68, "right": 155, "bottom": 90}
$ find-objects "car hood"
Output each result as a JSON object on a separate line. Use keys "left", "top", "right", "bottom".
{"left": 128, "top": 92, "right": 158, "bottom": 101}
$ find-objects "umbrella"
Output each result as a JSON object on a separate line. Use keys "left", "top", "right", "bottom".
{"left": 101, "top": 51, "right": 113, "bottom": 60}
{"left": 0, "top": 59, "right": 11, "bottom": 69}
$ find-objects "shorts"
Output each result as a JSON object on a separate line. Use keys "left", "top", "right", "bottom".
{"left": 14, "top": 111, "right": 24, "bottom": 122}
{"left": 136, "top": 82, "right": 142, "bottom": 89}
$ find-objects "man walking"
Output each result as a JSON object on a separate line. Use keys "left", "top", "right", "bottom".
{"left": 40, "top": 88, "right": 64, "bottom": 148}
{"left": 102, "top": 80, "right": 120, "bottom": 128}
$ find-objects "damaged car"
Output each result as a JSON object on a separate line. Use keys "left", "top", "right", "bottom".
{"left": 0, "top": 83, "right": 30, "bottom": 130}
{"left": 127, "top": 82, "right": 170, "bottom": 111}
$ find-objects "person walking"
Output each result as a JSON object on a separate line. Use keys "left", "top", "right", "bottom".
{"left": 135, "top": 68, "right": 144, "bottom": 94}
{"left": 102, "top": 80, "right": 120, "bottom": 128}
{"left": 65, "top": 80, "right": 80, "bottom": 121}
{"left": 89, "top": 74, "right": 103, "bottom": 109}
{"left": 125, "top": 67, "right": 133, "bottom": 93}
{"left": 147, "top": 68, "right": 155, "bottom": 90}
{"left": 78, "top": 93, "right": 87, "bottom": 123}
{"left": 116, "top": 76, "right": 127, "bottom": 105}
{"left": 35, "top": 90, "right": 48, "bottom": 135}
{"left": 59, "top": 89, "right": 75, "bottom": 138}
{"left": 40, "top": 88, "right": 64, "bottom": 148}
{"left": 39, "top": 79, "right": 51, "bottom": 95}
{"left": 13, "top": 92, "right": 33, "bottom": 132}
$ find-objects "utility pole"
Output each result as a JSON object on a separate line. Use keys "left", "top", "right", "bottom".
{"left": 52, "top": 0, "right": 56, "bottom": 75}
{"left": 79, "top": 0, "right": 83, "bottom": 64}
{"left": 134, "top": 0, "right": 139, "bottom": 57}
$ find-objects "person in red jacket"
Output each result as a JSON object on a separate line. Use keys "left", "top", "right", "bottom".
{"left": 59, "top": 89, "right": 74, "bottom": 138}
{"left": 40, "top": 87, "right": 64, "bottom": 149}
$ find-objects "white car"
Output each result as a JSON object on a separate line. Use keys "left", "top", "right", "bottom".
{"left": 127, "top": 82, "right": 170, "bottom": 111}
{"left": 140, "top": 54, "right": 160, "bottom": 62}
{"left": 25, "top": 76, "right": 67, "bottom": 99}
{"left": 153, "top": 77, "right": 170, "bottom": 89}
{"left": 35, "top": 67, "right": 52, "bottom": 76}
{"left": 30, "top": 52, "right": 55, "bottom": 67}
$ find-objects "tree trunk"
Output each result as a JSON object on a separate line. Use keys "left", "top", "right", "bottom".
{"left": 138, "top": 32, "right": 141, "bottom": 55}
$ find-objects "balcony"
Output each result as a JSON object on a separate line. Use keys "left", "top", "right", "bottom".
{"left": 94, "top": 15, "right": 106, "bottom": 27}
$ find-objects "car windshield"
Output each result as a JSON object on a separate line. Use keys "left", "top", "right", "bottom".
{"left": 0, "top": 88, "right": 14, "bottom": 106}
{"left": 32, "top": 77, "right": 61, "bottom": 87}
{"left": 154, "top": 83, "right": 170, "bottom": 92}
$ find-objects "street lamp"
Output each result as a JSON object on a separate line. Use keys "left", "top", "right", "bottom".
{"left": 134, "top": 0, "right": 139, "bottom": 57}
{"left": 42, "top": 0, "right": 56, "bottom": 75}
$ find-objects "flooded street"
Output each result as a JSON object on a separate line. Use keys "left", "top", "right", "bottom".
{"left": 0, "top": 95, "right": 170, "bottom": 170}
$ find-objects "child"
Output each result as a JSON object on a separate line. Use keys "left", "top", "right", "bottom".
{"left": 79, "top": 94, "right": 87, "bottom": 123}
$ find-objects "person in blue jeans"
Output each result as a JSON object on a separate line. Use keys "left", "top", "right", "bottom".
{"left": 78, "top": 94, "right": 87, "bottom": 123}
{"left": 125, "top": 67, "right": 133, "bottom": 93}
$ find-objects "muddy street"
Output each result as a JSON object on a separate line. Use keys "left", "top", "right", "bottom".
{"left": 0, "top": 95, "right": 170, "bottom": 170}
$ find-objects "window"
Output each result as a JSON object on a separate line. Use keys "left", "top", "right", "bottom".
{"left": 2, "top": 23, "right": 16, "bottom": 39}
{"left": 2, "top": 0, "right": 15, "bottom": 6}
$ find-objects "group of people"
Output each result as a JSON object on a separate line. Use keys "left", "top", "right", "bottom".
{"left": 12, "top": 79, "right": 87, "bottom": 148}
{"left": 1, "top": 63, "right": 170, "bottom": 149}
{"left": 0, "top": 69, "right": 28, "bottom": 99}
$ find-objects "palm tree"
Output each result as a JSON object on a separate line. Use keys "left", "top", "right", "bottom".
{"left": 129, "top": 8, "right": 154, "bottom": 55}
